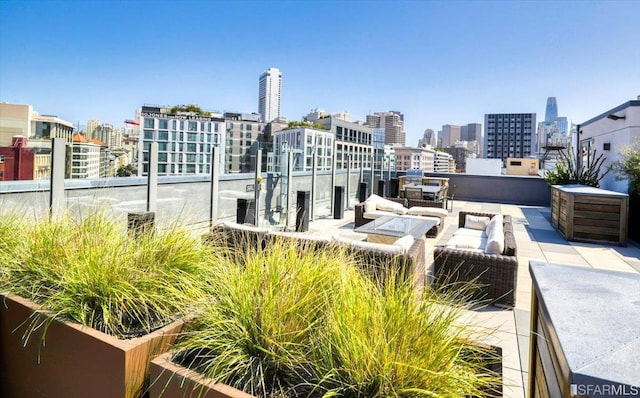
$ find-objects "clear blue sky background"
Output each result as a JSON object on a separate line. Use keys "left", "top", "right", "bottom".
{"left": 1, "top": 0, "right": 639, "bottom": 145}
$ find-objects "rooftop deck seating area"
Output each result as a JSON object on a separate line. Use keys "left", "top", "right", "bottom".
{"left": 206, "top": 220, "right": 426, "bottom": 294}
{"left": 433, "top": 211, "right": 518, "bottom": 308}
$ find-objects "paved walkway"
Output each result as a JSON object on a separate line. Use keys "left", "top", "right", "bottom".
{"left": 306, "top": 199, "right": 640, "bottom": 398}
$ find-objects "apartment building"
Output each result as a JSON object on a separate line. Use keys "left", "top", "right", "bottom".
{"left": 393, "top": 146, "right": 435, "bottom": 171}
{"left": 484, "top": 113, "right": 536, "bottom": 165}
{"left": 366, "top": 111, "right": 405, "bottom": 146}
{"left": 258, "top": 67, "right": 282, "bottom": 123}
{"left": 71, "top": 133, "right": 102, "bottom": 179}
{"left": 224, "top": 112, "right": 267, "bottom": 173}
{"left": 271, "top": 127, "right": 333, "bottom": 172}
{"left": 316, "top": 115, "right": 373, "bottom": 170}
{"left": 137, "top": 105, "right": 225, "bottom": 176}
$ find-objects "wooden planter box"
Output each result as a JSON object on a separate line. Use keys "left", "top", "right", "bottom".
{"left": 149, "top": 353, "right": 254, "bottom": 398}
{"left": 0, "top": 293, "right": 185, "bottom": 398}
{"left": 550, "top": 184, "right": 628, "bottom": 246}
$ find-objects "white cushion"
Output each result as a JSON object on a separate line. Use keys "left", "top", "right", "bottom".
{"left": 465, "top": 215, "right": 490, "bottom": 230}
{"left": 485, "top": 217, "right": 505, "bottom": 254}
{"left": 401, "top": 214, "right": 441, "bottom": 225}
{"left": 393, "top": 235, "right": 415, "bottom": 252}
{"left": 407, "top": 207, "right": 448, "bottom": 217}
{"left": 221, "top": 221, "right": 268, "bottom": 233}
{"left": 454, "top": 227, "right": 487, "bottom": 239}
{"left": 334, "top": 235, "right": 405, "bottom": 255}
{"left": 445, "top": 235, "right": 487, "bottom": 250}
{"left": 364, "top": 199, "right": 377, "bottom": 213}
{"left": 485, "top": 214, "right": 503, "bottom": 236}
{"left": 375, "top": 198, "right": 405, "bottom": 212}
{"left": 363, "top": 210, "right": 391, "bottom": 220}
{"left": 393, "top": 206, "right": 409, "bottom": 215}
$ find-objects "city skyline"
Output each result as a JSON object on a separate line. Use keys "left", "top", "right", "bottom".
{"left": 1, "top": 0, "right": 638, "bottom": 146}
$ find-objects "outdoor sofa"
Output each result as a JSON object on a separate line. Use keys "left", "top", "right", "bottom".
{"left": 433, "top": 211, "right": 518, "bottom": 308}
{"left": 354, "top": 194, "right": 447, "bottom": 238}
{"left": 205, "top": 221, "right": 426, "bottom": 294}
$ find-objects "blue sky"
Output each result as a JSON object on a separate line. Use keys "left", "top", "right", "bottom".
{"left": 1, "top": 0, "right": 639, "bottom": 145}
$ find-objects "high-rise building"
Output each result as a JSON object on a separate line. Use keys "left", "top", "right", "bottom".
{"left": 419, "top": 129, "right": 436, "bottom": 147}
{"left": 460, "top": 123, "right": 482, "bottom": 142}
{"left": 438, "top": 124, "right": 461, "bottom": 148}
{"left": 483, "top": 113, "right": 536, "bottom": 165}
{"left": 544, "top": 97, "right": 558, "bottom": 122}
{"left": 86, "top": 119, "right": 100, "bottom": 139}
{"left": 536, "top": 97, "right": 574, "bottom": 170}
{"left": 365, "top": 111, "right": 405, "bottom": 145}
{"left": 258, "top": 67, "right": 282, "bottom": 123}
{"left": 137, "top": 105, "right": 225, "bottom": 176}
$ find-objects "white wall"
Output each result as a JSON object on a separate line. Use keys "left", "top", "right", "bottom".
{"left": 580, "top": 103, "right": 640, "bottom": 193}
{"left": 466, "top": 158, "right": 502, "bottom": 176}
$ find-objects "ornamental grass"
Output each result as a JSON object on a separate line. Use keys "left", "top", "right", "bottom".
{"left": 0, "top": 211, "right": 221, "bottom": 338}
{"left": 172, "top": 235, "right": 500, "bottom": 397}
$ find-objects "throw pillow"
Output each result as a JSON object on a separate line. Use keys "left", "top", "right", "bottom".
{"left": 465, "top": 215, "right": 490, "bottom": 230}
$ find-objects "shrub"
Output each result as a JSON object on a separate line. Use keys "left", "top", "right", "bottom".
{"left": 172, "top": 237, "right": 499, "bottom": 397}
{"left": 544, "top": 147, "right": 609, "bottom": 187}
{"left": 0, "top": 212, "right": 220, "bottom": 338}
{"left": 610, "top": 140, "right": 640, "bottom": 193}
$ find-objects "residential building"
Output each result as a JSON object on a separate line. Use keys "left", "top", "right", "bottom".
{"left": 434, "top": 151, "right": 454, "bottom": 173}
{"left": 0, "top": 136, "right": 51, "bottom": 181}
{"left": 271, "top": 127, "right": 333, "bottom": 172}
{"left": 0, "top": 103, "right": 74, "bottom": 148}
{"left": 86, "top": 119, "right": 100, "bottom": 140}
{"left": 316, "top": 115, "right": 373, "bottom": 170}
{"left": 258, "top": 67, "right": 282, "bottom": 123}
{"left": 579, "top": 98, "right": 640, "bottom": 193}
{"left": 224, "top": 112, "right": 266, "bottom": 173}
{"left": 365, "top": 111, "right": 405, "bottom": 146}
{"left": 137, "top": 105, "right": 225, "bottom": 176}
{"left": 444, "top": 144, "right": 471, "bottom": 172}
{"left": 484, "top": 113, "right": 536, "bottom": 165}
{"left": 372, "top": 128, "right": 385, "bottom": 170}
{"left": 393, "top": 146, "right": 435, "bottom": 171}
{"left": 71, "top": 133, "right": 102, "bottom": 179}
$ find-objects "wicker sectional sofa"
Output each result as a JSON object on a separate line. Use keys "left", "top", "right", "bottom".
{"left": 206, "top": 221, "right": 426, "bottom": 294}
{"left": 354, "top": 195, "right": 446, "bottom": 238}
{"left": 433, "top": 211, "right": 518, "bottom": 308}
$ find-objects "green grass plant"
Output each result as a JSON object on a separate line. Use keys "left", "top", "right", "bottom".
{"left": 172, "top": 236, "right": 500, "bottom": 397}
{"left": 0, "top": 211, "right": 222, "bottom": 338}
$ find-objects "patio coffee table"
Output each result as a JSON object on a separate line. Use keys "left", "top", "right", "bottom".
{"left": 354, "top": 215, "right": 438, "bottom": 244}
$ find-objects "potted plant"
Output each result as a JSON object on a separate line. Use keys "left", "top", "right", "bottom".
{"left": 148, "top": 237, "right": 501, "bottom": 397}
{"left": 543, "top": 147, "right": 609, "bottom": 187}
{"left": 611, "top": 140, "right": 640, "bottom": 241}
{"left": 0, "top": 212, "right": 220, "bottom": 398}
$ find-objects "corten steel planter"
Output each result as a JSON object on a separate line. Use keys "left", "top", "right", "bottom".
{"left": 0, "top": 293, "right": 186, "bottom": 398}
{"left": 149, "top": 353, "right": 254, "bottom": 398}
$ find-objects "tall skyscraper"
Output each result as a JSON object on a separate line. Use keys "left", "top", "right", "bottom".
{"left": 258, "top": 67, "right": 282, "bottom": 123}
{"left": 483, "top": 113, "right": 536, "bottom": 164}
{"left": 537, "top": 97, "right": 574, "bottom": 170}
{"left": 365, "top": 111, "right": 405, "bottom": 145}
{"left": 419, "top": 129, "right": 436, "bottom": 147}
{"left": 544, "top": 97, "right": 558, "bottom": 122}
{"left": 86, "top": 119, "right": 100, "bottom": 140}
{"left": 438, "top": 124, "right": 461, "bottom": 148}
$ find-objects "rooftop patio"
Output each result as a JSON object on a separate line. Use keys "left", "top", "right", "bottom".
{"left": 306, "top": 200, "right": 640, "bottom": 398}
